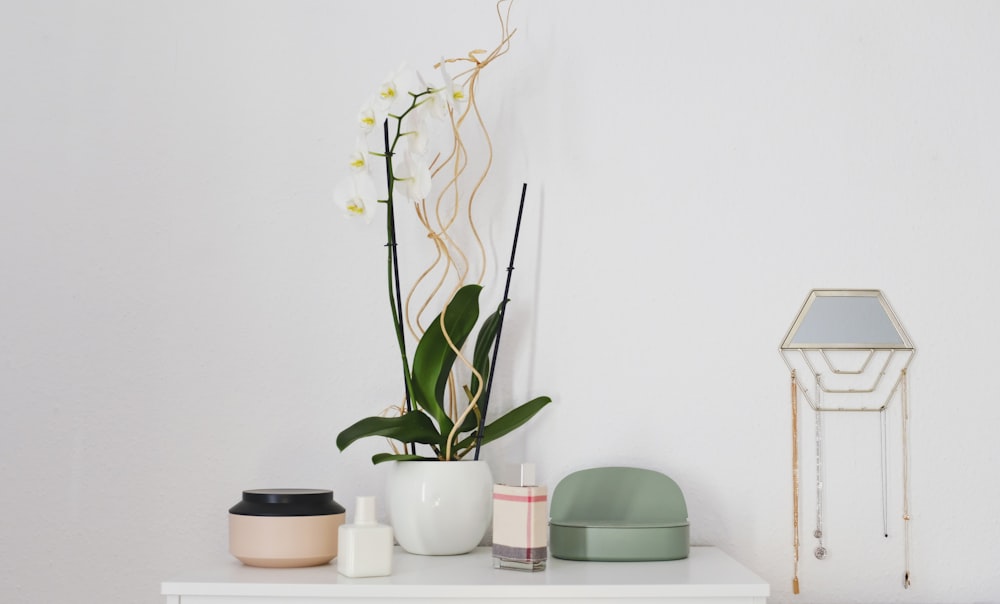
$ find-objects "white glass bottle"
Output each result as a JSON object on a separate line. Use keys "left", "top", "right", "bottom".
{"left": 337, "top": 495, "right": 393, "bottom": 577}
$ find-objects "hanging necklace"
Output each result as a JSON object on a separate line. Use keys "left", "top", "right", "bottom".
{"left": 880, "top": 407, "right": 889, "bottom": 539}
{"left": 901, "top": 368, "right": 912, "bottom": 588}
{"left": 813, "top": 373, "right": 828, "bottom": 560}
{"left": 790, "top": 371, "right": 801, "bottom": 594}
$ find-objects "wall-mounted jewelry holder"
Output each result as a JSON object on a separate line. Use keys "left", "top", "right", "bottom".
{"left": 779, "top": 289, "right": 915, "bottom": 595}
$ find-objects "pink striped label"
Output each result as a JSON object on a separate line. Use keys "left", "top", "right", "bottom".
{"left": 493, "top": 493, "right": 548, "bottom": 503}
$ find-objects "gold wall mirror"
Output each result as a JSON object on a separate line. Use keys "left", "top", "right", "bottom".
{"left": 780, "top": 289, "right": 915, "bottom": 594}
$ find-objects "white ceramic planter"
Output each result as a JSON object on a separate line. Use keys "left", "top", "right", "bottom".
{"left": 386, "top": 460, "right": 493, "bottom": 555}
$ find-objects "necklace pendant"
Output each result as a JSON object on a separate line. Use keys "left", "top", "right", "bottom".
{"left": 814, "top": 545, "right": 828, "bottom": 560}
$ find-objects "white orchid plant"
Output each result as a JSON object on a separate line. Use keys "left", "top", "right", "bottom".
{"left": 334, "top": 1, "right": 551, "bottom": 464}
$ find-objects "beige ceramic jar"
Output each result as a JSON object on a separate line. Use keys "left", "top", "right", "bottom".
{"left": 229, "top": 488, "right": 346, "bottom": 568}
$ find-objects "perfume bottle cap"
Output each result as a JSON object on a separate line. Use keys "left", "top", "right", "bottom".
{"left": 518, "top": 463, "right": 536, "bottom": 486}
{"left": 354, "top": 495, "right": 377, "bottom": 525}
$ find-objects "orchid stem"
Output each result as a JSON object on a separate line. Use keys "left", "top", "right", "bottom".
{"left": 383, "top": 118, "right": 416, "bottom": 456}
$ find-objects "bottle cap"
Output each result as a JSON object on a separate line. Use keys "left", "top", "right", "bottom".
{"left": 518, "top": 463, "right": 536, "bottom": 486}
{"left": 354, "top": 495, "right": 377, "bottom": 524}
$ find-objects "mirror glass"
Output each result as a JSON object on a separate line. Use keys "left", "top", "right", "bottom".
{"left": 782, "top": 290, "right": 911, "bottom": 349}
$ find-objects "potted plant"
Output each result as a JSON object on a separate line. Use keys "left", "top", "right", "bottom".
{"left": 332, "top": 1, "right": 551, "bottom": 555}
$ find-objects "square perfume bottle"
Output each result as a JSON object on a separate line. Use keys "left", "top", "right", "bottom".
{"left": 492, "top": 463, "right": 547, "bottom": 571}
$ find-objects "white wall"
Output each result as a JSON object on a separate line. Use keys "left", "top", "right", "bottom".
{"left": 2, "top": 1, "right": 998, "bottom": 603}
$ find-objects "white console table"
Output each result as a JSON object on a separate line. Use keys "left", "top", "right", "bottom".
{"left": 162, "top": 546, "right": 769, "bottom": 603}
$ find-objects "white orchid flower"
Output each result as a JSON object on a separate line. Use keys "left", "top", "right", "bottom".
{"left": 377, "top": 78, "right": 398, "bottom": 108}
{"left": 393, "top": 151, "right": 432, "bottom": 202}
{"left": 348, "top": 136, "right": 370, "bottom": 173}
{"left": 374, "top": 63, "right": 410, "bottom": 113}
{"left": 357, "top": 102, "right": 377, "bottom": 134}
{"left": 438, "top": 59, "right": 466, "bottom": 111}
{"left": 334, "top": 172, "right": 378, "bottom": 223}
{"left": 400, "top": 114, "right": 432, "bottom": 157}
{"left": 414, "top": 70, "right": 449, "bottom": 121}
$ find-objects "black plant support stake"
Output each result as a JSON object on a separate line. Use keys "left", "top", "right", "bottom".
{"left": 382, "top": 119, "right": 415, "bottom": 456}
{"left": 474, "top": 182, "right": 528, "bottom": 460}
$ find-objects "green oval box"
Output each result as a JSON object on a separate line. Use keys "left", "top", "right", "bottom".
{"left": 548, "top": 467, "right": 690, "bottom": 561}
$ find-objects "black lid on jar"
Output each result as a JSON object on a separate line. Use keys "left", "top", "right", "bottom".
{"left": 228, "top": 489, "right": 346, "bottom": 517}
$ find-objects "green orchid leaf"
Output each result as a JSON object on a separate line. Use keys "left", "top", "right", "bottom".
{"left": 456, "top": 300, "right": 505, "bottom": 435}
{"left": 470, "top": 300, "right": 505, "bottom": 402}
{"left": 336, "top": 412, "right": 441, "bottom": 452}
{"left": 410, "top": 284, "right": 482, "bottom": 436}
{"left": 371, "top": 452, "right": 436, "bottom": 464}
{"left": 456, "top": 395, "right": 552, "bottom": 451}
